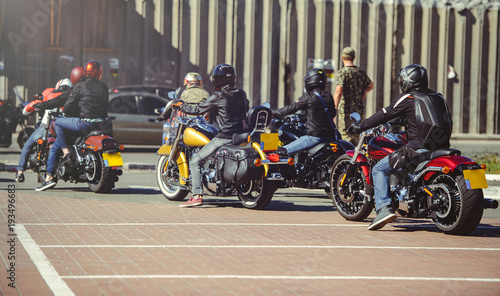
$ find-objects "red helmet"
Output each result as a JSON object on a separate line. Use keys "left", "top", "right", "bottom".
{"left": 84, "top": 60, "right": 103, "bottom": 80}
{"left": 70, "top": 66, "right": 85, "bottom": 85}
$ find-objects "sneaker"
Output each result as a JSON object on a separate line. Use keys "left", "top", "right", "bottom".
{"left": 36, "top": 179, "right": 57, "bottom": 192}
{"left": 368, "top": 206, "right": 397, "bottom": 231}
{"left": 15, "top": 172, "right": 25, "bottom": 183}
{"left": 179, "top": 196, "right": 203, "bottom": 208}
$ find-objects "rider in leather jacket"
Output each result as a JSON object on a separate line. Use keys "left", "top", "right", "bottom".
{"left": 37, "top": 61, "right": 109, "bottom": 191}
{"left": 348, "top": 64, "right": 452, "bottom": 231}
{"left": 174, "top": 64, "right": 250, "bottom": 208}
{"left": 273, "top": 68, "right": 336, "bottom": 155}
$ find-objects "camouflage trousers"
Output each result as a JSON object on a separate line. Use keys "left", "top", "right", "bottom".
{"left": 337, "top": 102, "right": 364, "bottom": 145}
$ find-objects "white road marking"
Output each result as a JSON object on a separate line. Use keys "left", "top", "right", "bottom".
{"left": 59, "top": 275, "right": 500, "bottom": 282}
{"left": 15, "top": 225, "right": 74, "bottom": 296}
{"left": 37, "top": 245, "right": 500, "bottom": 251}
{"left": 127, "top": 185, "right": 159, "bottom": 189}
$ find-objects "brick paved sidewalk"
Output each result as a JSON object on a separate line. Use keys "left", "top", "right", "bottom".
{"left": 1, "top": 190, "right": 500, "bottom": 296}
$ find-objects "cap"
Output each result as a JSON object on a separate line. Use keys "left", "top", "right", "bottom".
{"left": 342, "top": 47, "right": 356, "bottom": 60}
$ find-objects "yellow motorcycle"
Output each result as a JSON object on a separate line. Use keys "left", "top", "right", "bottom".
{"left": 156, "top": 100, "right": 293, "bottom": 209}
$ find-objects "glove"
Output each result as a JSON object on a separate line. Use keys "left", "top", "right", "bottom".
{"left": 346, "top": 122, "right": 363, "bottom": 134}
{"left": 172, "top": 100, "right": 184, "bottom": 109}
{"left": 33, "top": 103, "right": 44, "bottom": 112}
{"left": 155, "top": 115, "right": 165, "bottom": 122}
{"left": 33, "top": 93, "right": 44, "bottom": 101}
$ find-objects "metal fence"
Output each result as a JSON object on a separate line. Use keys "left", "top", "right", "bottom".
{"left": 0, "top": 0, "right": 499, "bottom": 136}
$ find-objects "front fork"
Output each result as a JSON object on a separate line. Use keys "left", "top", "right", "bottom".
{"left": 342, "top": 133, "right": 367, "bottom": 186}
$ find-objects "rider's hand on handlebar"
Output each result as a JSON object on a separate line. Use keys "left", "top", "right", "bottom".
{"left": 172, "top": 100, "right": 184, "bottom": 109}
{"left": 346, "top": 122, "right": 363, "bottom": 134}
{"left": 33, "top": 103, "right": 44, "bottom": 112}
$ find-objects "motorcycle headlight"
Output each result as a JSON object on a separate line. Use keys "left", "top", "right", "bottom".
{"left": 163, "top": 121, "right": 173, "bottom": 133}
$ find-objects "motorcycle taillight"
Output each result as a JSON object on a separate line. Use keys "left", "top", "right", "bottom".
{"left": 101, "top": 139, "right": 118, "bottom": 151}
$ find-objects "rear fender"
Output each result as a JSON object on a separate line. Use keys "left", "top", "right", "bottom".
{"left": 423, "top": 155, "right": 476, "bottom": 181}
{"left": 84, "top": 135, "right": 114, "bottom": 150}
{"left": 346, "top": 150, "right": 372, "bottom": 186}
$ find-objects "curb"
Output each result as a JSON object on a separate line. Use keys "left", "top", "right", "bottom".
{"left": 123, "top": 163, "right": 156, "bottom": 171}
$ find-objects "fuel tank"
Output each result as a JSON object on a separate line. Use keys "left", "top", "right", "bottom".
{"left": 367, "top": 134, "right": 407, "bottom": 160}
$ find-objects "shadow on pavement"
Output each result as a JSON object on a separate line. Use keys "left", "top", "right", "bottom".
{"left": 391, "top": 219, "right": 500, "bottom": 238}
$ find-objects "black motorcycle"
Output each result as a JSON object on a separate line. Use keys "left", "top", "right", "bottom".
{"left": 0, "top": 99, "right": 35, "bottom": 148}
{"left": 271, "top": 112, "right": 354, "bottom": 196}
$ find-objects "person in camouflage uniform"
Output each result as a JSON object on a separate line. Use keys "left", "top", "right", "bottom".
{"left": 334, "top": 47, "right": 374, "bottom": 144}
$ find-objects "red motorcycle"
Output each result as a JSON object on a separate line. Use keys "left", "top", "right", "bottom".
{"left": 329, "top": 114, "right": 496, "bottom": 235}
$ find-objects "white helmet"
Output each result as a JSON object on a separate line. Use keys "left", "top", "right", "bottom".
{"left": 183, "top": 72, "right": 203, "bottom": 89}
{"left": 55, "top": 78, "right": 72, "bottom": 91}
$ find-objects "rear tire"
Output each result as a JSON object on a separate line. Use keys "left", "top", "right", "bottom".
{"left": 237, "top": 177, "right": 276, "bottom": 210}
{"left": 86, "top": 152, "right": 115, "bottom": 193}
{"left": 430, "top": 173, "right": 483, "bottom": 235}
{"left": 156, "top": 155, "right": 189, "bottom": 201}
{"left": 329, "top": 154, "right": 373, "bottom": 221}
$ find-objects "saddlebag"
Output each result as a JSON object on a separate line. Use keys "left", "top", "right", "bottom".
{"left": 216, "top": 145, "right": 263, "bottom": 183}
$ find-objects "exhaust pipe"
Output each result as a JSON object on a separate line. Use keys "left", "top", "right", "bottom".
{"left": 483, "top": 198, "right": 499, "bottom": 209}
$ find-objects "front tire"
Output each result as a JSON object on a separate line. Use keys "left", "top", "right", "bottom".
{"left": 156, "top": 155, "right": 189, "bottom": 201}
{"left": 237, "top": 177, "right": 276, "bottom": 210}
{"left": 86, "top": 152, "right": 115, "bottom": 193}
{"left": 430, "top": 173, "right": 484, "bottom": 235}
{"left": 330, "top": 154, "right": 373, "bottom": 221}
{"left": 17, "top": 127, "right": 35, "bottom": 149}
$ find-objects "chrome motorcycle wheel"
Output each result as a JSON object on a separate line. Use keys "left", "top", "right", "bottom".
{"left": 329, "top": 154, "right": 373, "bottom": 221}
{"left": 237, "top": 177, "right": 275, "bottom": 210}
{"left": 156, "top": 155, "right": 189, "bottom": 201}
{"left": 430, "top": 173, "right": 483, "bottom": 235}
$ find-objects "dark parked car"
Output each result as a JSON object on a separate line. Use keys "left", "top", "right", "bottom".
{"left": 109, "top": 85, "right": 175, "bottom": 99}
{"left": 108, "top": 92, "right": 169, "bottom": 145}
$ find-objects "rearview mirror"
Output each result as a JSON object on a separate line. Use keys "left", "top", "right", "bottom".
{"left": 262, "top": 102, "right": 271, "bottom": 109}
{"left": 168, "top": 91, "right": 176, "bottom": 100}
{"left": 350, "top": 112, "right": 361, "bottom": 122}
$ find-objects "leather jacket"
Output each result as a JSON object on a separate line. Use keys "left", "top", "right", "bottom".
{"left": 180, "top": 85, "right": 249, "bottom": 139}
{"left": 359, "top": 88, "right": 452, "bottom": 151}
{"left": 63, "top": 78, "right": 109, "bottom": 119}
{"left": 274, "top": 89, "right": 336, "bottom": 138}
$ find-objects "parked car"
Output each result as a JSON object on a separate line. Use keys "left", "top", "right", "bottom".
{"left": 108, "top": 92, "right": 169, "bottom": 145}
{"left": 109, "top": 85, "right": 175, "bottom": 99}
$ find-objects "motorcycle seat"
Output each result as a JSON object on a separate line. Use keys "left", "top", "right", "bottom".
{"left": 85, "top": 130, "right": 109, "bottom": 138}
{"left": 413, "top": 148, "right": 462, "bottom": 173}
{"left": 430, "top": 148, "right": 461, "bottom": 159}
{"left": 232, "top": 132, "right": 250, "bottom": 146}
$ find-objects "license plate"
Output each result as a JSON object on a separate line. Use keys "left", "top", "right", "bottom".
{"left": 463, "top": 169, "right": 488, "bottom": 189}
{"left": 260, "top": 133, "right": 279, "bottom": 152}
{"left": 102, "top": 152, "right": 123, "bottom": 167}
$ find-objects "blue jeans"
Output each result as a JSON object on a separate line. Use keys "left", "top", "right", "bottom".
{"left": 372, "top": 155, "right": 395, "bottom": 211}
{"left": 190, "top": 137, "right": 232, "bottom": 196}
{"left": 17, "top": 126, "right": 45, "bottom": 171}
{"left": 46, "top": 118, "right": 99, "bottom": 176}
{"left": 284, "top": 135, "right": 334, "bottom": 155}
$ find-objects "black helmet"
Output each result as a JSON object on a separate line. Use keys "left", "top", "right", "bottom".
{"left": 398, "top": 64, "right": 428, "bottom": 93}
{"left": 211, "top": 64, "right": 236, "bottom": 90}
{"left": 304, "top": 68, "right": 327, "bottom": 92}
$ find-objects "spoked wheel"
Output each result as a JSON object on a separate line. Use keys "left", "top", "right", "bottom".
{"left": 237, "top": 177, "right": 276, "bottom": 210}
{"left": 430, "top": 173, "right": 483, "bottom": 235}
{"left": 86, "top": 152, "right": 115, "bottom": 193}
{"left": 156, "top": 155, "right": 189, "bottom": 201}
{"left": 329, "top": 154, "right": 373, "bottom": 221}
